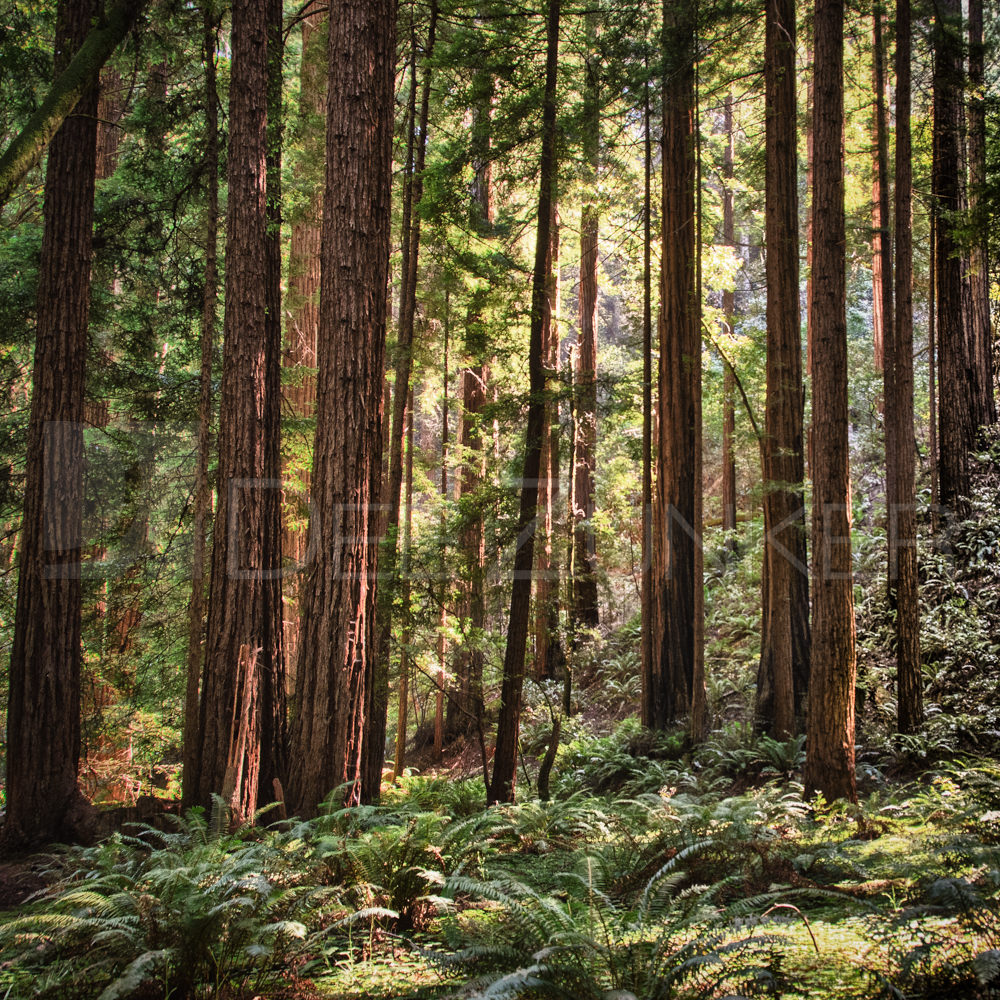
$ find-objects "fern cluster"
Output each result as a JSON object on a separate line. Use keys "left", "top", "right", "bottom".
{"left": 0, "top": 803, "right": 332, "bottom": 999}
{"left": 431, "top": 848, "right": 784, "bottom": 999}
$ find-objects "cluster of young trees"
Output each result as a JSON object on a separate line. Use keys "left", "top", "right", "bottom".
{"left": 0, "top": 0, "right": 995, "bottom": 848}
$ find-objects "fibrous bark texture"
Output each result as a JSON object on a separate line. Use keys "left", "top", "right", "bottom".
{"left": 647, "top": 0, "right": 704, "bottom": 733}
{"left": 4, "top": 0, "right": 100, "bottom": 851}
{"left": 194, "top": 0, "right": 285, "bottom": 822}
{"left": 288, "top": 0, "right": 395, "bottom": 816}
{"left": 756, "top": 0, "right": 810, "bottom": 739}
{"left": 804, "top": 0, "right": 857, "bottom": 804}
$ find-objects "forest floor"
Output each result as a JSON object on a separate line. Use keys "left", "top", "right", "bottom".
{"left": 4, "top": 451, "right": 1000, "bottom": 998}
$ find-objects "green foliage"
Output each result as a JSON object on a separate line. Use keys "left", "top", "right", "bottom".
{"left": 0, "top": 802, "right": 331, "bottom": 999}
{"left": 866, "top": 869, "right": 1000, "bottom": 998}
{"left": 434, "top": 850, "right": 784, "bottom": 999}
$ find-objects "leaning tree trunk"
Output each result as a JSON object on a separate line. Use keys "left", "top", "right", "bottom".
{"left": 488, "top": 0, "right": 560, "bottom": 806}
{"left": 647, "top": 0, "right": 702, "bottom": 732}
{"left": 0, "top": 0, "right": 142, "bottom": 209}
{"left": 288, "top": 0, "right": 395, "bottom": 817}
{"left": 182, "top": 0, "right": 221, "bottom": 811}
{"left": 889, "top": 0, "right": 922, "bottom": 735}
{"left": 756, "top": 0, "right": 810, "bottom": 739}
{"left": 194, "top": 0, "right": 285, "bottom": 823}
{"left": 3, "top": 0, "right": 101, "bottom": 852}
{"left": 804, "top": 0, "right": 857, "bottom": 804}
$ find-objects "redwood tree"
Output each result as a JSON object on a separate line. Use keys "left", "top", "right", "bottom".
{"left": 193, "top": 0, "right": 285, "bottom": 821}
{"left": 888, "top": 0, "right": 922, "bottom": 735}
{"left": 933, "top": 0, "right": 972, "bottom": 510}
{"left": 363, "top": 0, "right": 438, "bottom": 801}
{"left": 804, "top": 0, "right": 857, "bottom": 804}
{"left": 572, "top": 9, "right": 601, "bottom": 631}
{"left": 720, "top": 94, "right": 737, "bottom": 542}
{"left": 182, "top": 0, "right": 221, "bottom": 810}
{"left": 646, "top": 0, "right": 704, "bottom": 733}
{"left": 967, "top": 0, "right": 994, "bottom": 430}
{"left": 282, "top": 9, "right": 326, "bottom": 678}
{"left": 4, "top": 0, "right": 101, "bottom": 851}
{"left": 756, "top": 0, "right": 810, "bottom": 739}
{"left": 288, "top": 0, "right": 395, "bottom": 816}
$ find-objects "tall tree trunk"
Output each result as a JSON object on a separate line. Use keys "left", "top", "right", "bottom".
{"left": 287, "top": 0, "right": 395, "bottom": 816}
{"left": 487, "top": 0, "right": 560, "bottom": 805}
{"left": 363, "top": 0, "right": 438, "bottom": 802}
{"left": 435, "top": 325, "right": 449, "bottom": 757}
{"left": 194, "top": 0, "right": 285, "bottom": 822}
{"left": 934, "top": 0, "right": 973, "bottom": 511}
{"left": 756, "top": 0, "right": 810, "bottom": 739}
{"left": 392, "top": 393, "right": 415, "bottom": 779}
{"left": 450, "top": 60, "right": 493, "bottom": 740}
{"left": 929, "top": 213, "right": 938, "bottom": 513}
{"left": 640, "top": 68, "right": 654, "bottom": 726}
{"left": 3, "top": 0, "right": 100, "bottom": 851}
{"left": 889, "top": 0, "right": 922, "bottom": 735}
{"left": 182, "top": 0, "right": 221, "bottom": 811}
{"left": 260, "top": 0, "right": 287, "bottom": 808}
{"left": 870, "top": 4, "right": 889, "bottom": 375}
{"left": 534, "top": 196, "right": 561, "bottom": 680}
{"left": 572, "top": 9, "right": 601, "bottom": 631}
{"left": 646, "top": 0, "right": 702, "bottom": 731}
{"left": 804, "top": 0, "right": 857, "bottom": 804}
{"left": 967, "top": 0, "right": 994, "bottom": 430}
{"left": 282, "top": 10, "right": 326, "bottom": 686}
{"left": 720, "top": 97, "right": 737, "bottom": 543}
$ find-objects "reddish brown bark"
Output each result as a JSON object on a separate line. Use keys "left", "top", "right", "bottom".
{"left": 572, "top": 9, "right": 601, "bottom": 631}
{"left": 194, "top": 0, "right": 285, "bottom": 822}
{"left": 488, "top": 0, "right": 560, "bottom": 805}
{"left": 756, "top": 0, "right": 810, "bottom": 739}
{"left": 182, "top": 0, "right": 221, "bottom": 811}
{"left": 870, "top": 5, "right": 889, "bottom": 375}
{"left": 804, "top": 0, "right": 857, "bottom": 804}
{"left": 287, "top": 0, "right": 395, "bottom": 816}
{"left": 647, "top": 0, "right": 703, "bottom": 732}
{"left": 967, "top": 0, "right": 994, "bottom": 429}
{"left": 363, "top": 0, "right": 438, "bottom": 801}
{"left": 3, "top": 0, "right": 100, "bottom": 851}
{"left": 282, "top": 10, "right": 326, "bottom": 682}
{"left": 934, "top": 0, "right": 973, "bottom": 511}
{"left": 889, "top": 0, "right": 922, "bottom": 735}
{"left": 721, "top": 97, "right": 737, "bottom": 541}
{"left": 640, "top": 69, "right": 654, "bottom": 726}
